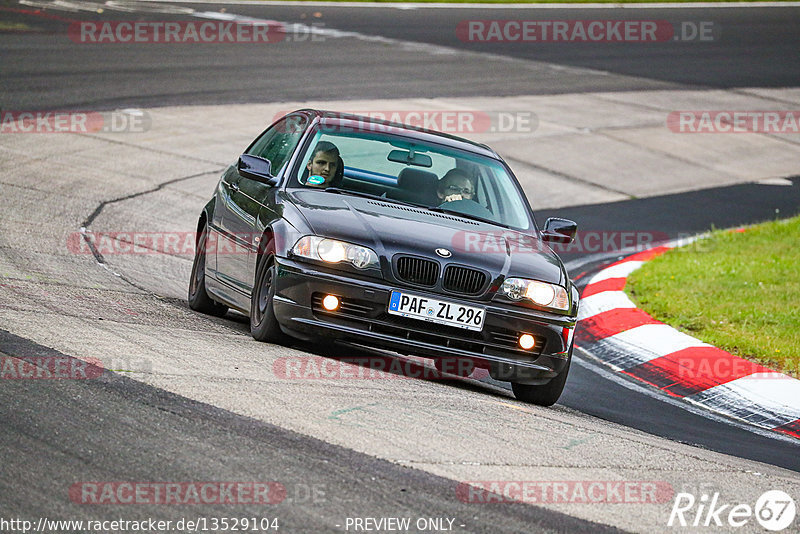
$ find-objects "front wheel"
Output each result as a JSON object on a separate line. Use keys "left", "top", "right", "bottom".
{"left": 188, "top": 224, "right": 228, "bottom": 317}
{"left": 250, "top": 254, "right": 288, "bottom": 344}
{"left": 511, "top": 345, "right": 572, "bottom": 407}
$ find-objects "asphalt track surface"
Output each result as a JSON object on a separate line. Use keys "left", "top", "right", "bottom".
{"left": 1, "top": 329, "right": 617, "bottom": 533}
{"left": 1, "top": 2, "right": 799, "bottom": 109}
{"left": 2, "top": 2, "right": 800, "bottom": 532}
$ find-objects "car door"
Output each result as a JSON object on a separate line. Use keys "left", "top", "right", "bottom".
{"left": 214, "top": 113, "right": 311, "bottom": 297}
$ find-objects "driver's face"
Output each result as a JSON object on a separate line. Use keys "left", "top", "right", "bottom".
{"left": 438, "top": 177, "right": 475, "bottom": 201}
{"left": 306, "top": 151, "right": 338, "bottom": 186}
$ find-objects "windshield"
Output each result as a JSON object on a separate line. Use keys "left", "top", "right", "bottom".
{"left": 288, "top": 126, "right": 533, "bottom": 230}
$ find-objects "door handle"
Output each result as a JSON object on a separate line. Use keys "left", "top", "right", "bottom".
{"left": 230, "top": 182, "right": 240, "bottom": 192}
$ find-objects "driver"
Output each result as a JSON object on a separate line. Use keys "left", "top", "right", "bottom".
{"left": 305, "top": 141, "right": 340, "bottom": 188}
{"left": 437, "top": 169, "right": 475, "bottom": 204}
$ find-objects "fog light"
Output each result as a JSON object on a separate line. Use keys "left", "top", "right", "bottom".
{"left": 518, "top": 333, "right": 536, "bottom": 350}
{"left": 322, "top": 295, "right": 340, "bottom": 311}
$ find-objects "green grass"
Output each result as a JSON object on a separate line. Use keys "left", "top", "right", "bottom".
{"left": 626, "top": 215, "right": 800, "bottom": 378}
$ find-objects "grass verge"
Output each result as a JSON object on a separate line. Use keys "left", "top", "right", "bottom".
{"left": 626, "top": 215, "right": 800, "bottom": 377}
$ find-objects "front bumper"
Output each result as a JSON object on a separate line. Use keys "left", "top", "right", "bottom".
{"left": 272, "top": 257, "right": 576, "bottom": 381}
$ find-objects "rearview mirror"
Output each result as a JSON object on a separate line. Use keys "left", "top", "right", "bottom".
{"left": 542, "top": 217, "right": 577, "bottom": 244}
{"left": 387, "top": 149, "right": 433, "bottom": 168}
{"left": 238, "top": 154, "right": 278, "bottom": 186}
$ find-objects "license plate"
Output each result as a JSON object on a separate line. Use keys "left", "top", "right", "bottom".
{"left": 388, "top": 290, "right": 485, "bottom": 332}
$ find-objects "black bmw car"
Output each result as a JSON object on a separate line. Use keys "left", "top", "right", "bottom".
{"left": 189, "top": 110, "right": 580, "bottom": 406}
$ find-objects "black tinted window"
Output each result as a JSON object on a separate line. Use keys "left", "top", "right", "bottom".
{"left": 247, "top": 114, "right": 309, "bottom": 175}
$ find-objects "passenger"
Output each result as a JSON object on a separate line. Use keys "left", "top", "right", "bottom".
{"left": 305, "top": 141, "right": 340, "bottom": 188}
{"left": 437, "top": 169, "right": 476, "bottom": 204}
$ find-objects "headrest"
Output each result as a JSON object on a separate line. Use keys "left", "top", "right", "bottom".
{"left": 397, "top": 168, "right": 438, "bottom": 191}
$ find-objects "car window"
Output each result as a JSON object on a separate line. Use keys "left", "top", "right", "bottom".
{"left": 289, "top": 128, "right": 532, "bottom": 230}
{"left": 247, "top": 114, "right": 309, "bottom": 176}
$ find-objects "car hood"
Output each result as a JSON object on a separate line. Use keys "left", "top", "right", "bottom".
{"left": 288, "top": 190, "right": 566, "bottom": 286}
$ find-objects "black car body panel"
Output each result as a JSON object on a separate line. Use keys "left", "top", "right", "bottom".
{"left": 288, "top": 190, "right": 567, "bottom": 287}
{"left": 191, "top": 109, "right": 581, "bottom": 403}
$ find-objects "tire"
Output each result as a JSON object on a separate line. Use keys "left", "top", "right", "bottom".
{"left": 511, "top": 344, "right": 573, "bottom": 407}
{"left": 250, "top": 253, "right": 288, "bottom": 344}
{"left": 434, "top": 357, "right": 475, "bottom": 377}
{"left": 188, "top": 224, "right": 229, "bottom": 317}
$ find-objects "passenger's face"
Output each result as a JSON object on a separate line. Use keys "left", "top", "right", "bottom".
{"left": 306, "top": 151, "right": 338, "bottom": 186}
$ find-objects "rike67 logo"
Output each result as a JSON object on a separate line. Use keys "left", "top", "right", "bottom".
{"left": 668, "top": 490, "right": 796, "bottom": 531}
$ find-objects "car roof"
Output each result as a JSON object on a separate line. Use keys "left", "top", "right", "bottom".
{"left": 295, "top": 109, "right": 501, "bottom": 160}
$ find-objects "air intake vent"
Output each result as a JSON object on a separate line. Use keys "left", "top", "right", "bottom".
{"left": 395, "top": 256, "right": 439, "bottom": 287}
{"left": 366, "top": 201, "right": 479, "bottom": 225}
{"left": 443, "top": 265, "right": 487, "bottom": 295}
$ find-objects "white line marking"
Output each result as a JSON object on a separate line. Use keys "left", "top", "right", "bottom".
{"left": 574, "top": 348, "right": 800, "bottom": 444}
{"left": 694, "top": 375, "right": 800, "bottom": 420}
{"left": 604, "top": 323, "right": 709, "bottom": 358}
{"left": 104, "top": 0, "right": 651, "bottom": 79}
{"left": 756, "top": 177, "right": 795, "bottom": 186}
{"left": 577, "top": 290, "right": 636, "bottom": 321}
{"left": 586, "top": 260, "right": 644, "bottom": 285}
{"left": 582, "top": 322, "right": 712, "bottom": 369}
{"left": 585, "top": 329, "right": 705, "bottom": 371}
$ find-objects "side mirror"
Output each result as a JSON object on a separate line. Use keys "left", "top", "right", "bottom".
{"left": 238, "top": 154, "right": 278, "bottom": 186}
{"left": 542, "top": 217, "right": 577, "bottom": 244}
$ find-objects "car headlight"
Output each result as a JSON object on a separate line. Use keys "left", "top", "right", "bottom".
{"left": 500, "top": 278, "right": 569, "bottom": 311}
{"left": 291, "top": 236, "right": 379, "bottom": 269}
